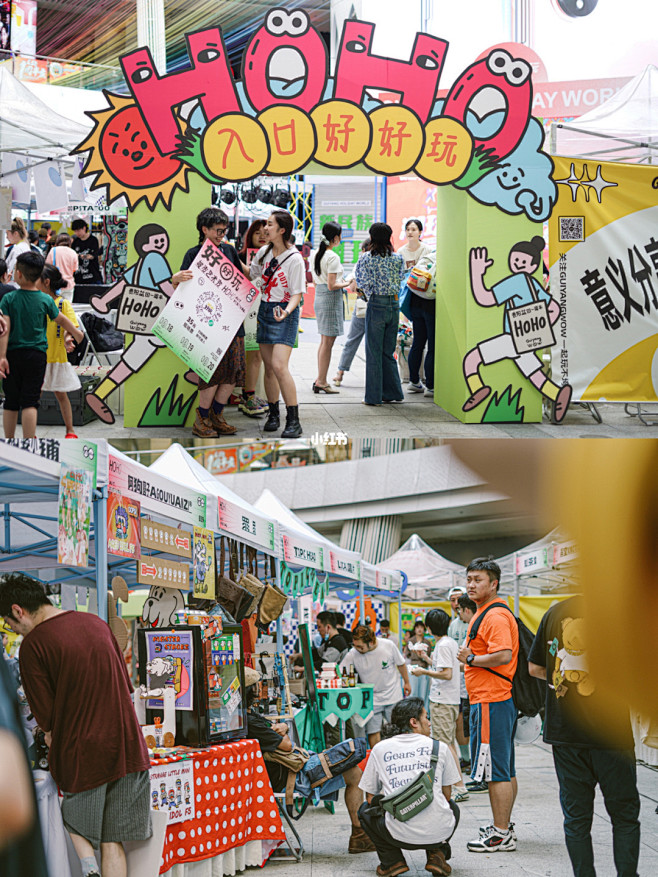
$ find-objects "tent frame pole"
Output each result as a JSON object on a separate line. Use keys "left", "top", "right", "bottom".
{"left": 359, "top": 579, "right": 365, "bottom": 625}
{"left": 275, "top": 557, "right": 284, "bottom": 652}
{"left": 93, "top": 486, "right": 109, "bottom": 622}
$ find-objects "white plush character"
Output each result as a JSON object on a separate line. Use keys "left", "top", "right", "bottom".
{"left": 141, "top": 586, "right": 184, "bottom": 628}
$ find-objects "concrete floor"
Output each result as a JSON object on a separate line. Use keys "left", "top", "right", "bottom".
{"left": 267, "top": 743, "right": 658, "bottom": 877}
{"left": 32, "top": 319, "right": 658, "bottom": 442}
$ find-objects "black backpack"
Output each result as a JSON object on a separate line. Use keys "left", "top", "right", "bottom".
{"left": 468, "top": 602, "right": 544, "bottom": 718}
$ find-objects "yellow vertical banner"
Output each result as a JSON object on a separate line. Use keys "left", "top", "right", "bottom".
{"left": 549, "top": 156, "right": 658, "bottom": 402}
{"left": 192, "top": 527, "right": 215, "bottom": 599}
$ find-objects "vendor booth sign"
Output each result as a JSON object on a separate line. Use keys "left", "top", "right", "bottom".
{"left": 145, "top": 629, "right": 194, "bottom": 711}
{"left": 515, "top": 547, "right": 549, "bottom": 576}
{"left": 109, "top": 452, "right": 206, "bottom": 528}
{"left": 138, "top": 556, "right": 189, "bottom": 592}
{"left": 549, "top": 157, "right": 658, "bottom": 402}
{"left": 152, "top": 240, "right": 259, "bottom": 383}
{"left": 141, "top": 520, "right": 192, "bottom": 558}
{"left": 150, "top": 760, "right": 195, "bottom": 824}
{"left": 217, "top": 497, "right": 275, "bottom": 553}
{"left": 316, "top": 686, "right": 374, "bottom": 728}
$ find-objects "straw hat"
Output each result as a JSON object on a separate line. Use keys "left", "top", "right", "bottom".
{"left": 244, "top": 666, "right": 261, "bottom": 688}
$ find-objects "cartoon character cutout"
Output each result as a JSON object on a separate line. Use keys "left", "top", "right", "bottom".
{"left": 552, "top": 617, "right": 595, "bottom": 699}
{"left": 242, "top": 9, "right": 328, "bottom": 112}
{"left": 85, "top": 224, "right": 180, "bottom": 425}
{"left": 462, "top": 236, "right": 572, "bottom": 423}
{"left": 193, "top": 537, "right": 209, "bottom": 594}
{"left": 141, "top": 586, "right": 185, "bottom": 628}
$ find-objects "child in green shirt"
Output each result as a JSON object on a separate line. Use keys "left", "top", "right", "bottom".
{"left": 0, "top": 252, "right": 83, "bottom": 439}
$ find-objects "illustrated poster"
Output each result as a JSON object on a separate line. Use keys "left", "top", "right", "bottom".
{"left": 149, "top": 760, "right": 195, "bottom": 824}
{"left": 192, "top": 526, "right": 215, "bottom": 599}
{"left": 152, "top": 239, "right": 259, "bottom": 383}
{"left": 145, "top": 629, "right": 194, "bottom": 711}
{"left": 57, "top": 467, "right": 93, "bottom": 567}
{"left": 107, "top": 489, "right": 141, "bottom": 558}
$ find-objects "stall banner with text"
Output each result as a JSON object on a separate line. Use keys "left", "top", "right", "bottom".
{"left": 217, "top": 497, "right": 275, "bottom": 553}
{"left": 107, "top": 489, "right": 141, "bottom": 558}
{"left": 151, "top": 240, "right": 258, "bottom": 383}
{"left": 193, "top": 526, "right": 215, "bottom": 599}
{"left": 141, "top": 520, "right": 192, "bottom": 558}
{"left": 150, "top": 760, "right": 195, "bottom": 824}
{"left": 549, "top": 157, "right": 658, "bottom": 402}
{"left": 109, "top": 452, "right": 206, "bottom": 527}
{"left": 145, "top": 629, "right": 194, "bottom": 711}
{"left": 316, "top": 685, "right": 374, "bottom": 728}
{"left": 138, "top": 556, "right": 190, "bottom": 592}
{"left": 57, "top": 466, "right": 93, "bottom": 567}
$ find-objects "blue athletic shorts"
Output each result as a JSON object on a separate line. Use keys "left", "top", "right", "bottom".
{"left": 469, "top": 698, "right": 517, "bottom": 782}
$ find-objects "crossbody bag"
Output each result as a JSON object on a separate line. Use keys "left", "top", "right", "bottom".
{"left": 380, "top": 737, "right": 440, "bottom": 823}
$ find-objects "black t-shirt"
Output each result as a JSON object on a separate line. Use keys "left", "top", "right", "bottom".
{"left": 180, "top": 242, "right": 245, "bottom": 337}
{"left": 71, "top": 235, "right": 102, "bottom": 284}
{"left": 528, "top": 596, "right": 634, "bottom": 749}
{"left": 246, "top": 708, "right": 287, "bottom": 792}
{"left": 337, "top": 626, "right": 353, "bottom": 647}
{"left": 312, "top": 632, "right": 348, "bottom": 671}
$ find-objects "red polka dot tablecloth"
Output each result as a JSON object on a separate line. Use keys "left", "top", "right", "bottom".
{"left": 151, "top": 739, "right": 285, "bottom": 874}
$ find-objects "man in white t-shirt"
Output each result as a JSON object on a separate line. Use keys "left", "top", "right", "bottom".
{"left": 413, "top": 609, "right": 469, "bottom": 801}
{"left": 341, "top": 625, "right": 411, "bottom": 748}
{"left": 447, "top": 586, "right": 468, "bottom": 645}
{"left": 358, "top": 696, "right": 461, "bottom": 877}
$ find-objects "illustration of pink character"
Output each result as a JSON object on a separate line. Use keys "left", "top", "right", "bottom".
{"left": 84, "top": 224, "right": 188, "bottom": 424}
{"left": 442, "top": 49, "right": 532, "bottom": 162}
{"left": 462, "top": 235, "right": 572, "bottom": 423}
{"left": 122, "top": 28, "right": 240, "bottom": 155}
{"left": 334, "top": 20, "right": 447, "bottom": 123}
{"left": 242, "top": 9, "right": 328, "bottom": 112}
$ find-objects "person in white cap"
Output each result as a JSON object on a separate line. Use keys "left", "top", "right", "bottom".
{"left": 446, "top": 585, "right": 471, "bottom": 777}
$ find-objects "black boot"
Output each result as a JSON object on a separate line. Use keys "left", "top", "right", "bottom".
{"left": 281, "top": 405, "right": 302, "bottom": 439}
{"left": 263, "top": 401, "right": 280, "bottom": 432}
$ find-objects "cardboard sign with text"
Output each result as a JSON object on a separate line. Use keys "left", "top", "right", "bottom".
{"left": 138, "top": 556, "right": 190, "bottom": 591}
{"left": 141, "top": 520, "right": 192, "bottom": 558}
{"left": 152, "top": 240, "right": 259, "bottom": 382}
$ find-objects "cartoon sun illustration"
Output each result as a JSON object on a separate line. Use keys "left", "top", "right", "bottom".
{"left": 72, "top": 91, "right": 190, "bottom": 210}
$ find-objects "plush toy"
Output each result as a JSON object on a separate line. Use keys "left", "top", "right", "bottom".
{"left": 553, "top": 616, "right": 595, "bottom": 698}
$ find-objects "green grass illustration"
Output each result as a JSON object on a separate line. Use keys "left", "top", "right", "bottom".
{"left": 138, "top": 375, "right": 196, "bottom": 427}
{"left": 482, "top": 385, "right": 525, "bottom": 423}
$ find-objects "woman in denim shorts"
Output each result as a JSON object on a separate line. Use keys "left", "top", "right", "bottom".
{"left": 250, "top": 211, "right": 305, "bottom": 438}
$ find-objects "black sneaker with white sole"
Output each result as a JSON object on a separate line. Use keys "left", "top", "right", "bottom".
{"left": 465, "top": 780, "right": 489, "bottom": 793}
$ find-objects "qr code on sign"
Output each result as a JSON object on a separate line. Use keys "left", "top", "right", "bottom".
{"left": 559, "top": 216, "right": 585, "bottom": 242}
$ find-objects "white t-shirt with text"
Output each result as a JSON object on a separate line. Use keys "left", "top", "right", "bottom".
{"left": 359, "top": 732, "right": 460, "bottom": 844}
{"left": 250, "top": 245, "right": 306, "bottom": 304}
{"left": 341, "top": 638, "right": 405, "bottom": 706}
{"left": 428, "top": 636, "right": 460, "bottom": 705}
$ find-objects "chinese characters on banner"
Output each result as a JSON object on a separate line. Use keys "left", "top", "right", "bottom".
{"left": 192, "top": 527, "right": 215, "bottom": 599}
{"left": 107, "top": 489, "right": 141, "bottom": 558}
{"left": 152, "top": 240, "right": 258, "bottom": 383}
{"left": 145, "top": 629, "right": 194, "bottom": 711}
{"left": 549, "top": 157, "right": 658, "bottom": 402}
{"left": 217, "top": 498, "right": 275, "bottom": 553}
{"left": 150, "top": 760, "right": 196, "bottom": 824}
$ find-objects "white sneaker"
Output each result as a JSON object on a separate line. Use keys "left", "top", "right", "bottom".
{"left": 407, "top": 382, "right": 424, "bottom": 393}
{"left": 467, "top": 825, "right": 516, "bottom": 853}
{"left": 480, "top": 821, "right": 517, "bottom": 841}
{"left": 424, "top": 387, "right": 434, "bottom": 397}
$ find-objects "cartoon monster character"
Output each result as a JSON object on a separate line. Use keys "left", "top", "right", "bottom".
{"left": 553, "top": 616, "right": 595, "bottom": 699}
{"left": 85, "top": 224, "right": 178, "bottom": 425}
{"left": 442, "top": 48, "right": 532, "bottom": 163}
{"left": 141, "top": 586, "right": 185, "bottom": 628}
{"left": 335, "top": 20, "right": 447, "bottom": 124}
{"left": 242, "top": 9, "right": 328, "bottom": 112}
{"left": 461, "top": 236, "right": 572, "bottom": 423}
{"left": 122, "top": 29, "right": 240, "bottom": 155}
{"left": 114, "top": 505, "right": 129, "bottom": 540}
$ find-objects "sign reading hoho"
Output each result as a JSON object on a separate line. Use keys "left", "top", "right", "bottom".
{"left": 116, "top": 285, "right": 168, "bottom": 335}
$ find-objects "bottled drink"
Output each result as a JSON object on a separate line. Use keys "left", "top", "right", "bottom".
{"left": 349, "top": 664, "right": 356, "bottom": 687}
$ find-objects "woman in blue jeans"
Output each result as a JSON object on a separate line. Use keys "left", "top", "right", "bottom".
{"left": 354, "top": 224, "right": 406, "bottom": 406}
{"left": 334, "top": 237, "right": 371, "bottom": 386}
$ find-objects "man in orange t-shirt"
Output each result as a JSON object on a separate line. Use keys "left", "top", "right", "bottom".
{"left": 457, "top": 557, "right": 519, "bottom": 855}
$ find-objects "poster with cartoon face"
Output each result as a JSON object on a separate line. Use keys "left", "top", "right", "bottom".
{"left": 144, "top": 629, "right": 194, "bottom": 711}
{"left": 149, "top": 761, "right": 195, "bottom": 824}
{"left": 57, "top": 466, "right": 93, "bottom": 567}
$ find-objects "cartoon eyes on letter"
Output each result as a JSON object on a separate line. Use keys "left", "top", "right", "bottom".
{"left": 266, "top": 9, "right": 309, "bottom": 37}
{"left": 416, "top": 54, "right": 440, "bottom": 70}
{"left": 487, "top": 50, "right": 531, "bottom": 86}
{"left": 131, "top": 66, "right": 152, "bottom": 84}
{"left": 197, "top": 45, "right": 221, "bottom": 64}
{"left": 345, "top": 39, "right": 367, "bottom": 53}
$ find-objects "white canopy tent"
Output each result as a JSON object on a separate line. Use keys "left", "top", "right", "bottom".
{"left": 0, "top": 68, "right": 90, "bottom": 175}
{"left": 551, "top": 65, "right": 658, "bottom": 164}
{"left": 376, "top": 534, "right": 464, "bottom": 600}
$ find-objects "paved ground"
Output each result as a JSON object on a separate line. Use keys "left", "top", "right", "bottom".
{"left": 35, "top": 319, "right": 658, "bottom": 441}
{"left": 268, "top": 743, "right": 658, "bottom": 877}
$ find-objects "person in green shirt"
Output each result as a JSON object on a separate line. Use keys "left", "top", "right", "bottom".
{"left": 0, "top": 252, "right": 83, "bottom": 439}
